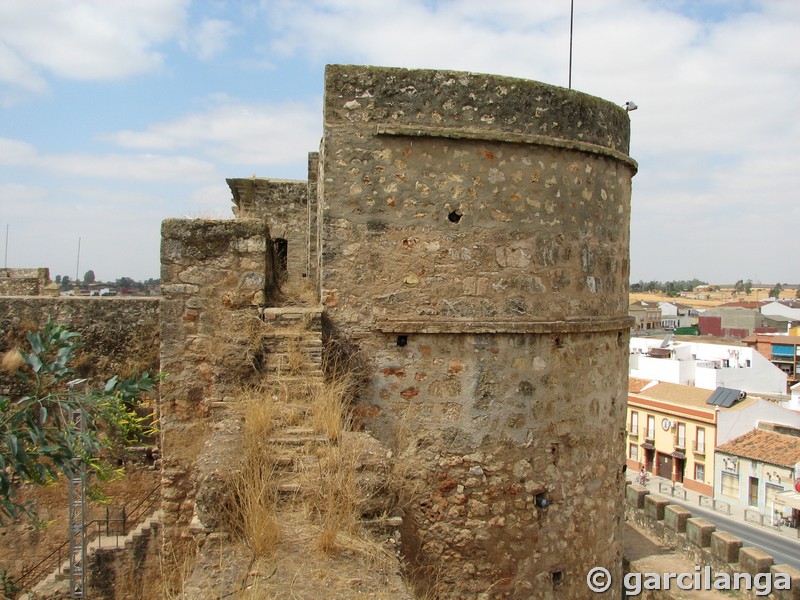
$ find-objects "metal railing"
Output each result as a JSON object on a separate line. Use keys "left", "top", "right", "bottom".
{"left": 692, "top": 440, "right": 705, "bottom": 454}
{"left": 658, "top": 482, "right": 688, "bottom": 500}
{"left": 641, "top": 427, "right": 655, "bottom": 441}
{"left": 698, "top": 494, "right": 731, "bottom": 515}
{"left": 15, "top": 483, "right": 161, "bottom": 592}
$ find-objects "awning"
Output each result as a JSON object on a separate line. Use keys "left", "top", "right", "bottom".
{"left": 671, "top": 451, "right": 686, "bottom": 460}
{"left": 775, "top": 490, "right": 800, "bottom": 511}
{"left": 640, "top": 442, "right": 655, "bottom": 450}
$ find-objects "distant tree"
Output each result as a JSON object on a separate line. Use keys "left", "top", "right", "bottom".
{"left": 116, "top": 276, "right": 136, "bottom": 290}
{"left": 744, "top": 279, "right": 752, "bottom": 295}
{"left": 60, "top": 275, "right": 71, "bottom": 290}
{"left": 796, "top": 287, "right": 800, "bottom": 299}
{"left": 83, "top": 270, "right": 96, "bottom": 284}
{"left": 769, "top": 283, "right": 783, "bottom": 299}
{"left": 733, "top": 280, "right": 744, "bottom": 295}
{"left": 54, "top": 275, "right": 61, "bottom": 284}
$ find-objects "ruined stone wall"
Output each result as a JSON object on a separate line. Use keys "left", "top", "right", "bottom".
{"left": 319, "top": 65, "right": 636, "bottom": 598}
{"left": 159, "top": 218, "right": 273, "bottom": 544}
{"left": 227, "top": 177, "right": 309, "bottom": 284}
{"left": 307, "top": 151, "right": 320, "bottom": 285}
{"left": 0, "top": 296, "right": 159, "bottom": 394}
{"left": 0, "top": 267, "right": 50, "bottom": 296}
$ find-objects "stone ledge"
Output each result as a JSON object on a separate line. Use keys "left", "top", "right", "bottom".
{"left": 377, "top": 316, "right": 634, "bottom": 335}
{"left": 376, "top": 124, "right": 639, "bottom": 173}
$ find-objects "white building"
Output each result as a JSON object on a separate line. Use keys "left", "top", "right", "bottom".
{"left": 658, "top": 302, "right": 696, "bottom": 330}
{"left": 630, "top": 337, "right": 787, "bottom": 395}
{"left": 761, "top": 300, "right": 800, "bottom": 322}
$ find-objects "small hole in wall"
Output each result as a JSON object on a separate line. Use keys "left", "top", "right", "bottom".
{"left": 551, "top": 571, "right": 563, "bottom": 587}
{"left": 447, "top": 210, "right": 462, "bottom": 223}
{"left": 554, "top": 336, "right": 563, "bottom": 348}
{"left": 396, "top": 335, "right": 408, "bottom": 347}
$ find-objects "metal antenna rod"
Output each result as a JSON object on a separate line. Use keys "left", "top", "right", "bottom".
{"left": 3, "top": 224, "right": 8, "bottom": 269}
{"left": 67, "top": 379, "right": 88, "bottom": 598}
{"left": 569, "top": 0, "right": 574, "bottom": 89}
{"left": 75, "top": 237, "right": 81, "bottom": 283}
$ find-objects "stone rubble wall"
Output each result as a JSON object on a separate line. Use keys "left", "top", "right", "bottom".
{"left": 625, "top": 484, "right": 800, "bottom": 600}
{"left": 0, "top": 267, "right": 51, "bottom": 296}
{"left": 227, "top": 177, "right": 310, "bottom": 284}
{"left": 159, "top": 218, "right": 274, "bottom": 546}
{"left": 0, "top": 296, "right": 159, "bottom": 395}
{"left": 318, "top": 64, "right": 636, "bottom": 598}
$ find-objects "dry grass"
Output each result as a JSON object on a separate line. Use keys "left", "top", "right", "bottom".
{"left": 310, "top": 373, "right": 353, "bottom": 442}
{"left": 285, "top": 338, "right": 305, "bottom": 376}
{"left": 279, "top": 278, "right": 318, "bottom": 306}
{"left": 227, "top": 389, "right": 281, "bottom": 557}
{"left": 1, "top": 347, "right": 23, "bottom": 373}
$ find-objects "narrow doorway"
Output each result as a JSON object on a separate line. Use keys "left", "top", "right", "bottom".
{"left": 748, "top": 477, "right": 759, "bottom": 506}
{"left": 274, "top": 238, "right": 288, "bottom": 282}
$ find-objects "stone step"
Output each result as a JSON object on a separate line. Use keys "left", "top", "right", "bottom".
{"left": 277, "top": 482, "right": 302, "bottom": 495}
{"left": 269, "top": 434, "right": 329, "bottom": 445}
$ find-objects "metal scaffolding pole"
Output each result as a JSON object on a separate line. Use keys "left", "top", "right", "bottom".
{"left": 67, "top": 379, "right": 88, "bottom": 598}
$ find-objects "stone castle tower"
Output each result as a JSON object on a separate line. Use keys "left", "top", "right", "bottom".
{"left": 160, "top": 64, "right": 636, "bottom": 599}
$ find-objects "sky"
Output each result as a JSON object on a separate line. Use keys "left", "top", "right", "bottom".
{"left": 1, "top": 0, "right": 798, "bottom": 285}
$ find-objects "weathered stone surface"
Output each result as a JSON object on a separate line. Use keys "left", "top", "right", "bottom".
{"left": 710, "top": 530, "right": 743, "bottom": 563}
{"left": 686, "top": 518, "right": 715, "bottom": 548}
{"left": 664, "top": 504, "right": 691, "bottom": 533}
{"left": 738, "top": 546, "right": 773, "bottom": 576}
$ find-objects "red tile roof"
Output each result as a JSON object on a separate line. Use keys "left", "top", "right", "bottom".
{"left": 716, "top": 429, "right": 800, "bottom": 468}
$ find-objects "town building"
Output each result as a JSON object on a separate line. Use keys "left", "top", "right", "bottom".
{"left": 761, "top": 300, "right": 800, "bottom": 322}
{"left": 658, "top": 301, "right": 697, "bottom": 330}
{"left": 744, "top": 334, "right": 800, "bottom": 393}
{"left": 626, "top": 379, "right": 800, "bottom": 497}
{"left": 715, "top": 426, "right": 800, "bottom": 528}
{"left": 630, "top": 336, "right": 787, "bottom": 395}
{"left": 698, "top": 303, "right": 786, "bottom": 339}
{"left": 629, "top": 300, "right": 662, "bottom": 331}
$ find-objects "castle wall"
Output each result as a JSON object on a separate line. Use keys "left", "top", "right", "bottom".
{"left": 227, "top": 177, "right": 309, "bottom": 284}
{"left": 0, "top": 296, "right": 159, "bottom": 395}
{"left": 319, "top": 65, "right": 636, "bottom": 598}
{"left": 0, "top": 267, "right": 50, "bottom": 296}
{"left": 159, "top": 218, "right": 273, "bottom": 543}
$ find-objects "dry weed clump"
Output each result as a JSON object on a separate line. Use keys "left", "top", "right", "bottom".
{"left": 228, "top": 388, "right": 281, "bottom": 557}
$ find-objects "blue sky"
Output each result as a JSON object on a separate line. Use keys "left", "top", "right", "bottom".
{"left": 1, "top": 0, "right": 798, "bottom": 284}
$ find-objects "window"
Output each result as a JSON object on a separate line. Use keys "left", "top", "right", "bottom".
{"left": 695, "top": 427, "right": 706, "bottom": 453}
{"left": 646, "top": 415, "right": 655, "bottom": 439}
{"left": 629, "top": 444, "right": 639, "bottom": 461}
{"left": 694, "top": 463, "right": 705, "bottom": 483}
{"left": 630, "top": 411, "right": 639, "bottom": 434}
{"left": 720, "top": 472, "right": 739, "bottom": 498}
{"left": 676, "top": 422, "right": 686, "bottom": 448}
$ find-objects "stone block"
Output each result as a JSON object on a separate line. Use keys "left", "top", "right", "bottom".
{"left": 626, "top": 483, "right": 649, "bottom": 508}
{"left": 769, "top": 565, "right": 800, "bottom": 600}
{"left": 685, "top": 517, "right": 715, "bottom": 547}
{"left": 710, "top": 531, "right": 743, "bottom": 563}
{"left": 664, "top": 504, "right": 692, "bottom": 533}
{"left": 738, "top": 546, "right": 773, "bottom": 577}
{"left": 644, "top": 495, "right": 670, "bottom": 521}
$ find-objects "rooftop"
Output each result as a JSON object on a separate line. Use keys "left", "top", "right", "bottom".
{"left": 717, "top": 429, "right": 800, "bottom": 468}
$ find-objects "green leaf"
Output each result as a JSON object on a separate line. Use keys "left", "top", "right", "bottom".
{"left": 39, "top": 406, "right": 47, "bottom": 424}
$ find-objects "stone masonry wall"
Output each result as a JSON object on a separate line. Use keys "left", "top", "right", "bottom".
{"left": 159, "top": 218, "right": 273, "bottom": 545}
{"left": 319, "top": 65, "right": 636, "bottom": 598}
{"left": 0, "top": 296, "right": 159, "bottom": 395}
{"left": 227, "top": 177, "right": 309, "bottom": 284}
{"left": 0, "top": 267, "right": 50, "bottom": 296}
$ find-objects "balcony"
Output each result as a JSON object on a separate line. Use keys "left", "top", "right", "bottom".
{"left": 674, "top": 435, "right": 686, "bottom": 450}
{"left": 628, "top": 426, "right": 639, "bottom": 439}
{"left": 693, "top": 440, "right": 706, "bottom": 455}
{"left": 642, "top": 427, "right": 655, "bottom": 442}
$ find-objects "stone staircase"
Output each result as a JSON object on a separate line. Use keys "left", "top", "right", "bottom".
{"left": 259, "top": 306, "right": 327, "bottom": 501}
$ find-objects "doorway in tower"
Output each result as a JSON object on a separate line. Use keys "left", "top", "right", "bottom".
{"left": 274, "top": 238, "right": 288, "bottom": 282}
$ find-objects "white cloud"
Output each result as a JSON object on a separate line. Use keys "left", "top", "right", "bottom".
{"left": 0, "top": 0, "right": 189, "bottom": 85}
{"left": 181, "top": 18, "right": 237, "bottom": 60}
{"left": 104, "top": 98, "right": 322, "bottom": 172}
{"left": 0, "top": 136, "right": 218, "bottom": 183}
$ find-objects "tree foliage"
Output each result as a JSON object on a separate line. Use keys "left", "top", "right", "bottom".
{"left": 630, "top": 279, "right": 708, "bottom": 294}
{"left": 83, "top": 270, "right": 95, "bottom": 284}
{"left": 769, "top": 283, "right": 784, "bottom": 299}
{"left": 0, "top": 321, "right": 156, "bottom": 524}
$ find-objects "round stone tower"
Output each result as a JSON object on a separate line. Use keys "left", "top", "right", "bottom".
{"left": 319, "top": 65, "right": 636, "bottom": 599}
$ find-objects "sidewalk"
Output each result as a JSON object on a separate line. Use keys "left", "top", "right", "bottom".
{"left": 626, "top": 473, "right": 800, "bottom": 544}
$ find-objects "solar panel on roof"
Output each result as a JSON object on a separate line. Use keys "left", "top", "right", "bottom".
{"left": 706, "top": 387, "right": 743, "bottom": 408}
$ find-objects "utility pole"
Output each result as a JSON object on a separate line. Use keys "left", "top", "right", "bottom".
{"left": 568, "top": 0, "right": 574, "bottom": 89}
{"left": 75, "top": 237, "right": 81, "bottom": 283}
